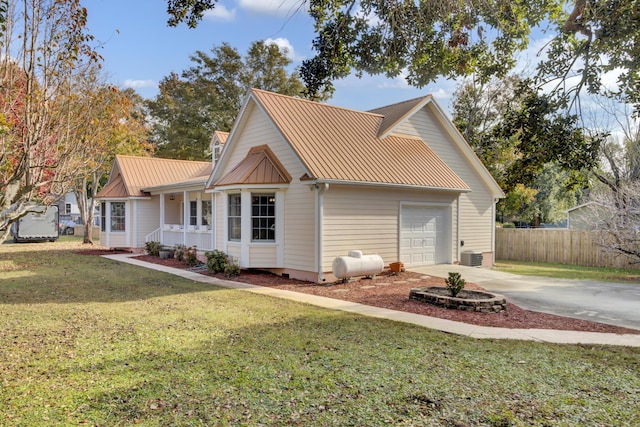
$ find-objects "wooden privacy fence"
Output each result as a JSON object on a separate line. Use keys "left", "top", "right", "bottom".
{"left": 496, "top": 228, "right": 640, "bottom": 270}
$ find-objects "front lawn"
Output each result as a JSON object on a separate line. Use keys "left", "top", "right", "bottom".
{"left": 495, "top": 259, "right": 640, "bottom": 283}
{"left": 1, "top": 242, "right": 639, "bottom": 426}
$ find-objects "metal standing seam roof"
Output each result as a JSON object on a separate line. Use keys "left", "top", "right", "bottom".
{"left": 213, "top": 145, "right": 292, "bottom": 187}
{"left": 212, "top": 131, "right": 229, "bottom": 144}
{"left": 96, "top": 156, "right": 212, "bottom": 198}
{"left": 250, "top": 89, "right": 469, "bottom": 191}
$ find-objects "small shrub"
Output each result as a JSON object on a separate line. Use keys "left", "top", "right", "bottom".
{"left": 173, "top": 244, "right": 186, "bottom": 261}
{"left": 205, "top": 250, "right": 229, "bottom": 273}
{"left": 502, "top": 222, "right": 515, "bottom": 229}
{"left": 445, "top": 272, "right": 465, "bottom": 297}
{"left": 145, "top": 241, "right": 162, "bottom": 256}
{"left": 224, "top": 261, "right": 241, "bottom": 277}
{"left": 185, "top": 246, "right": 199, "bottom": 266}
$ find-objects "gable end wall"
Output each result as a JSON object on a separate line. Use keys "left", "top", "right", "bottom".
{"left": 214, "top": 104, "right": 317, "bottom": 273}
{"left": 395, "top": 109, "right": 495, "bottom": 261}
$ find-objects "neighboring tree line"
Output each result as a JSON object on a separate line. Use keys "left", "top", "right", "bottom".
{"left": 147, "top": 40, "right": 324, "bottom": 161}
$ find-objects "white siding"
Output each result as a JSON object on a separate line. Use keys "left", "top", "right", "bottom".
{"left": 135, "top": 197, "right": 160, "bottom": 248}
{"left": 226, "top": 243, "right": 241, "bottom": 262}
{"left": 214, "top": 103, "right": 316, "bottom": 272}
{"left": 108, "top": 233, "right": 127, "bottom": 248}
{"left": 395, "top": 107, "right": 495, "bottom": 255}
{"left": 249, "top": 245, "right": 278, "bottom": 267}
{"left": 322, "top": 186, "right": 458, "bottom": 271}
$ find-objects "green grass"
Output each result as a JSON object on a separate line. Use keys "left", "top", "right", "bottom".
{"left": 495, "top": 259, "right": 640, "bottom": 283}
{"left": 1, "top": 242, "right": 639, "bottom": 426}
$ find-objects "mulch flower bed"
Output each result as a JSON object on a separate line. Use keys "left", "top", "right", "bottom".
{"left": 78, "top": 249, "right": 640, "bottom": 335}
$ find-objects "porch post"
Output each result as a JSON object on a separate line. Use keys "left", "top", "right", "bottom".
{"left": 160, "top": 194, "right": 165, "bottom": 243}
{"left": 211, "top": 193, "right": 216, "bottom": 250}
{"left": 183, "top": 190, "right": 189, "bottom": 245}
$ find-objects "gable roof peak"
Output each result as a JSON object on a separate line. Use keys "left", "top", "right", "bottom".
{"left": 368, "top": 94, "right": 434, "bottom": 137}
{"left": 368, "top": 94, "right": 432, "bottom": 113}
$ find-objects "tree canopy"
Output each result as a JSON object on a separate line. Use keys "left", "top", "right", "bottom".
{"left": 147, "top": 41, "right": 316, "bottom": 160}
{"left": 452, "top": 76, "right": 599, "bottom": 224}
{"left": 164, "top": 0, "right": 640, "bottom": 111}
{"left": 69, "top": 71, "right": 151, "bottom": 243}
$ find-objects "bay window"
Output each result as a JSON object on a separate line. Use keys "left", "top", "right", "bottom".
{"left": 251, "top": 194, "right": 275, "bottom": 241}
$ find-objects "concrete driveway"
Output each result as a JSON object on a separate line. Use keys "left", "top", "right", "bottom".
{"left": 411, "top": 264, "right": 640, "bottom": 331}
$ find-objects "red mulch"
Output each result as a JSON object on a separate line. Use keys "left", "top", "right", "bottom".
{"left": 82, "top": 249, "right": 640, "bottom": 335}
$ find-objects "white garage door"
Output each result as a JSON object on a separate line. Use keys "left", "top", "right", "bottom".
{"left": 400, "top": 206, "right": 450, "bottom": 266}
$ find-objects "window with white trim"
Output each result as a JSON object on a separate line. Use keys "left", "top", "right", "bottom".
{"left": 100, "top": 202, "right": 106, "bottom": 232}
{"left": 228, "top": 194, "right": 241, "bottom": 241}
{"left": 202, "top": 200, "right": 212, "bottom": 228}
{"left": 251, "top": 193, "right": 275, "bottom": 241}
{"left": 110, "top": 202, "right": 125, "bottom": 232}
{"left": 189, "top": 200, "right": 197, "bottom": 226}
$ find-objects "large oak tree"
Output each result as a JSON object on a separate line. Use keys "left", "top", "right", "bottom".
{"left": 163, "top": 0, "right": 640, "bottom": 111}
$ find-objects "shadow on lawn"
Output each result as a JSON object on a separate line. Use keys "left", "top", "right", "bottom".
{"left": 0, "top": 247, "right": 226, "bottom": 305}
{"left": 40, "top": 309, "right": 640, "bottom": 427}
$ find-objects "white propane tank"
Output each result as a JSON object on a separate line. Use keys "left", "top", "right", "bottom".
{"left": 332, "top": 250, "right": 384, "bottom": 280}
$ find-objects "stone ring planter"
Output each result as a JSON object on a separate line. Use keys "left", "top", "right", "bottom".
{"left": 409, "top": 286, "right": 507, "bottom": 313}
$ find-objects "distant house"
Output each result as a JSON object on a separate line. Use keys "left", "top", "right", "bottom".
{"left": 57, "top": 192, "right": 81, "bottom": 220}
{"left": 96, "top": 89, "right": 504, "bottom": 282}
{"left": 567, "top": 202, "right": 605, "bottom": 230}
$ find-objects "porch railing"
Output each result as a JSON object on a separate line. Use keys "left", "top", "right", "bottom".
{"left": 145, "top": 227, "right": 161, "bottom": 243}
{"left": 144, "top": 226, "right": 213, "bottom": 251}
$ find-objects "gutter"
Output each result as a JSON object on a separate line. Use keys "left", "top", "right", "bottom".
{"left": 304, "top": 179, "right": 471, "bottom": 193}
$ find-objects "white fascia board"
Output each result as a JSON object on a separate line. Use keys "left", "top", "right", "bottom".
{"left": 310, "top": 179, "right": 470, "bottom": 193}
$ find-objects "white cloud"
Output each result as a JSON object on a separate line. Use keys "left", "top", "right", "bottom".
{"left": 514, "top": 35, "right": 554, "bottom": 78}
{"left": 238, "top": 0, "right": 308, "bottom": 17}
{"left": 376, "top": 73, "right": 410, "bottom": 89}
{"left": 123, "top": 79, "right": 156, "bottom": 89}
{"left": 204, "top": 4, "right": 236, "bottom": 21}
{"left": 264, "top": 37, "right": 303, "bottom": 61}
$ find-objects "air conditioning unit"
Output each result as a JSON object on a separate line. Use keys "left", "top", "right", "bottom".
{"left": 460, "top": 250, "right": 483, "bottom": 267}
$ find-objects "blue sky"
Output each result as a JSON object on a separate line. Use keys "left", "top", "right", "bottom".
{"left": 85, "top": 0, "right": 456, "bottom": 112}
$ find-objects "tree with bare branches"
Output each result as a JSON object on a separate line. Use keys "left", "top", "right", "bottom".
{"left": 0, "top": 0, "right": 100, "bottom": 243}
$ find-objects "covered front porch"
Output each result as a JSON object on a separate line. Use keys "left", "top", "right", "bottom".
{"left": 145, "top": 190, "right": 215, "bottom": 251}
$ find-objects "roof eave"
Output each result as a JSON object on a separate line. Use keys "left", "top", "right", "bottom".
{"left": 308, "top": 179, "right": 471, "bottom": 193}
{"left": 143, "top": 179, "right": 208, "bottom": 193}
{"left": 207, "top": 183, "right": 291, "bottom": 193}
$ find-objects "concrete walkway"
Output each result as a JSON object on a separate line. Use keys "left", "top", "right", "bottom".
{"left": 103, "top": 254, "right": 640, "bottom": 347}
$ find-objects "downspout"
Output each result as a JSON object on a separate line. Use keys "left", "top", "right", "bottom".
{"left": 492, "top": 198, "right": 498, "bottom": 266}
{"left": 456, "top": 195, "right": 461, "bottom": 264}
{"left": 316, "top": 183, "right": 329, "bottom": 282}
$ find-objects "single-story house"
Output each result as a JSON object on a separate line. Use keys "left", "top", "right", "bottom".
{"left": 96, "top": 89, "right": 504, "bottom": 282}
